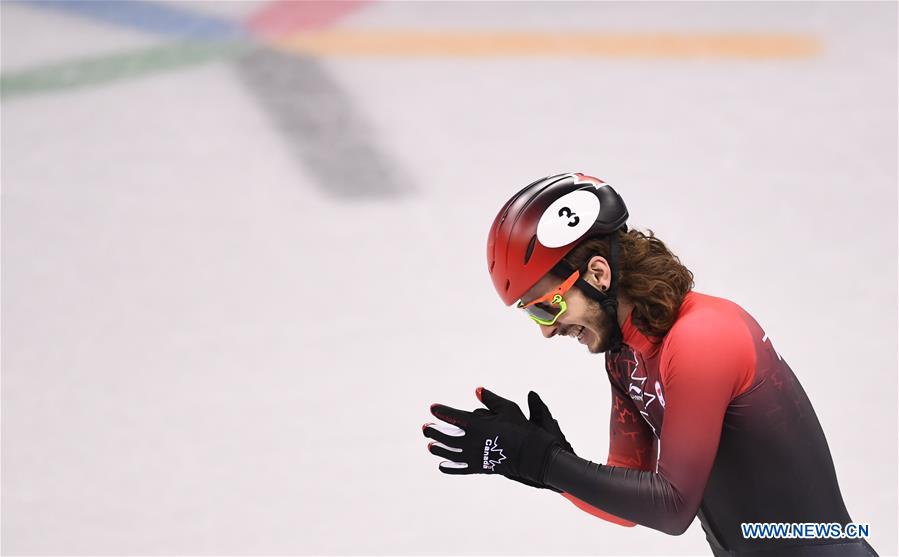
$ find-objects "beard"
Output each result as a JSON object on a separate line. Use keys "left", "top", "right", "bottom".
{"left": 584, "top": 298, "right": 622, "bottom": 354}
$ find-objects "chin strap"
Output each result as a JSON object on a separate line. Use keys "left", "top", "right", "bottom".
{"left": 553, "top": 229, "right": 626, "bottom": 353}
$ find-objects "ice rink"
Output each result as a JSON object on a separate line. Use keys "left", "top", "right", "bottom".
{"left": 2, "top": 1, "right": 897, "bottom": 555}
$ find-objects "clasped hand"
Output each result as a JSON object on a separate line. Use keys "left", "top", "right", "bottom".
{"left": 422, "top": 387, "right": 574, "bottom": 490}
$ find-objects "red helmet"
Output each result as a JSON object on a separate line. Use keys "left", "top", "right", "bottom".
{"left": 487, "top": 173, "right": 628, "bottom": 305}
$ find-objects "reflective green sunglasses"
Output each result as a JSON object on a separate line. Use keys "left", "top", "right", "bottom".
{"left": 517, "top": 269, "right": 580, "bottom": 326}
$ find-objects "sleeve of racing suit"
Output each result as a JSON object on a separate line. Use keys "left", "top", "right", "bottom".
{"left": 560, "top": 380, "right": 657, "bottom": 527}
{"left": 544, "top": 312, "right": 755, "bottom": 535}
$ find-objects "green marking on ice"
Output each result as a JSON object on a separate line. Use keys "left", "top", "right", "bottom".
{"left": 1, "top": 40, "right": 251, "bottom": 99}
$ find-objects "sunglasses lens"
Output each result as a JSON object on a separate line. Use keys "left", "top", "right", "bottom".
{"left": 524, "top": 305, "right": 557, "bottom": 323}
{"left": 521, "top": 297, "right": 566, "bottom": 325}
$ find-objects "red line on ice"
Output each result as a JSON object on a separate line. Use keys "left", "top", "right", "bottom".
{"left": 246, "top": 0, "right": 371, "bottom": 37}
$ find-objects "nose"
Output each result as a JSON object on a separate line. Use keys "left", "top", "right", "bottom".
{"left": 540, "top": 324, "right": 558, "bottom": 338}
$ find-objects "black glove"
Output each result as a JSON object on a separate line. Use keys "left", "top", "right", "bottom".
{"left": 502, "top": 390, "right": 575, "bottom": 492}
{"left": 422, "top": 387, "right": 567, "bottom": 487}
{"left": 525, "top": 390, "right": 574, "bottom": 454}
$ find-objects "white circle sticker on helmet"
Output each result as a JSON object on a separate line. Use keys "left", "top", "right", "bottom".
{"left": 536, "top": 190, "right": 601, "bottom": 248}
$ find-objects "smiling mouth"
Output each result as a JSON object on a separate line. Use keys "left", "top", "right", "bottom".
{"left": 564, "top": 325, "right": 585, "bottom": 342}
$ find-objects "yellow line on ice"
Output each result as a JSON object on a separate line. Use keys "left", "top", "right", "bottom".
{"left": 270, "top": 31, "right": 821, "bottom": 59}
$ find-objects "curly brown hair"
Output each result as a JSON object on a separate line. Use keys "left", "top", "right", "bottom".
{"left": 558, "top": 228, "right": 695, "bottom": 342}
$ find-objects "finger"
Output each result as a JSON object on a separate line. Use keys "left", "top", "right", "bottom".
{"left": 476, "top": 387, "right": 517, "bottom": 413}
{"left": 525, "top": 392, "right": 573, "bottom": 451}
{"left": 528, "top": 390, "right": 550, "bottom": 423}
{"left": 422, "top": 422, "right": 465, "bottom": 445}
{"left": 429, "top": 403, "right": 473, "bottom": 428}
{"left": 428, "top": 440, "right": 463, "bottom": 460}
{"left": 438, "top": 460, "right": 472, "bottom": 475}
{"left": 423, "top": 421, "right": 465, "bottom": 437}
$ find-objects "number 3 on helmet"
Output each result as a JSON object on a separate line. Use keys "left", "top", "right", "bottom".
{"left": 486, "top": 173, "right": 629, "bottom": 306}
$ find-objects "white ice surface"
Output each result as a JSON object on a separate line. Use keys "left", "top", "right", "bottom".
{"left": 2, "top": 1, "right": 896, "bottom": 555}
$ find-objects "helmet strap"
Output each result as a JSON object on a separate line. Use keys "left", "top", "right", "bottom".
{"left": 561, "top": 232, "right": 625, "bottom": 353}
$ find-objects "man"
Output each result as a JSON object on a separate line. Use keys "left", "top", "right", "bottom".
{"left": 422, "top": 173, "right": 878, "bottom": 556}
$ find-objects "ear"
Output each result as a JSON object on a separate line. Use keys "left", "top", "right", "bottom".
{"left": 584, "top": 255, "right": 609, "bottom": 288}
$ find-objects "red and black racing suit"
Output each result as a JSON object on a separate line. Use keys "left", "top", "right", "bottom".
{"left": 545, "top": 291, "right": 878, "bottom": 556}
